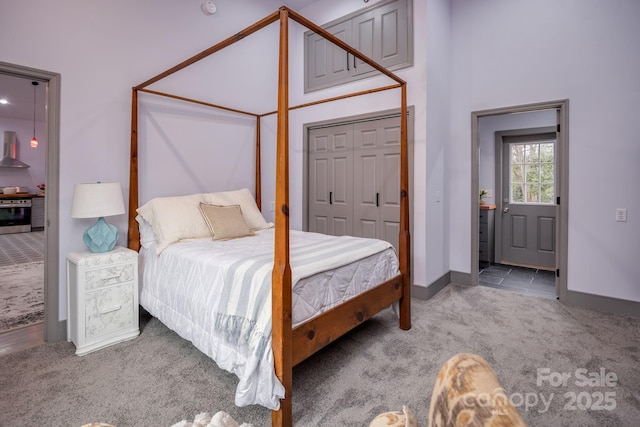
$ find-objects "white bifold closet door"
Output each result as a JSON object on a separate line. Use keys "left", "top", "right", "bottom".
{"left": 308, "top": 116, "right": 400, "bottom": 250}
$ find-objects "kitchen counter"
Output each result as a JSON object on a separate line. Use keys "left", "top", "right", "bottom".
{"left": 480, "top": 204, "right": 496, "bottom": 210}
{"left": 0, "top": 193, "right": 42, "bottom": 198}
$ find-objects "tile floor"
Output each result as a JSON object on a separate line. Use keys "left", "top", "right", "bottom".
{"left": 479, "top": 263, "right": 557, "bottom": 299}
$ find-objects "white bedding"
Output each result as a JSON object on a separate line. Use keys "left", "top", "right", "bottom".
{"left": 138, "top": 228, "right": 399, "bottom": 410}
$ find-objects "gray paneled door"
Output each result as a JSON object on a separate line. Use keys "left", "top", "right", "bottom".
{"left": 353, "top": 117, "right": 401, "bottom": 250}
{"left": 500, "top": 133, "right": 556, "bottom": 269}
{"left": 308, "top": 116, "right": 401, "bottom": 250}
{"left": 308, "top": 124, "right": 354, "bottom": 236}
{"left": 304, "top": 0, "right": 413, "bottom": 92}
{"left": 305, "top": 20, "right": 351, "bottom": 91}
{"left": 350, "top": 0, "right": 409, "bottom": 77}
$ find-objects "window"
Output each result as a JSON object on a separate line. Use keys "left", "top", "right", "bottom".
{"left": 510, "top": 141, "right": 555, "bottom": 204}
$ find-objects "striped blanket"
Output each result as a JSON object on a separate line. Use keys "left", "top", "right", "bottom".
{"left": 139, "top": 228, "right": 398, "bottom": 410}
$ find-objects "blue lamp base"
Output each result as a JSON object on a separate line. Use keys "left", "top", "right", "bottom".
{"left": 83, "top": 217, "right": 118, "bottom": 253}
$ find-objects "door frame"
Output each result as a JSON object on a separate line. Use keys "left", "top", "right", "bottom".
{"left": 471, "top": 100, "right": 569, "bottom": 302}
{"left": 0, "top": 61, "right": 62, "bottom": 341}
{"left": 494, "top": 126, "right": 556, "bottom": 268}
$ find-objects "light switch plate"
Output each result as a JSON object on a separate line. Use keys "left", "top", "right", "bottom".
{"left": 616, "top": 208, "right": 627, "bottom": 222}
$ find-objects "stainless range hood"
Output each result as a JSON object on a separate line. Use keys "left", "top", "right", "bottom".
{"left": 0, "top": 131, "right": 30, "bottom": 168}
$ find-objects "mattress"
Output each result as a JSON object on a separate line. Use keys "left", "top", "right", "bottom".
{"left": 138, "top": 228, "right": 399, "bottom": 409}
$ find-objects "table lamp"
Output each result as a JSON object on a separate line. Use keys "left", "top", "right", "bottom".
{"left": 71, "top": 182, "right": 125, "bottom": 253}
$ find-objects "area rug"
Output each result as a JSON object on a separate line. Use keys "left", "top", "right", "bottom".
{"left": 0, "top": 261, "right": 44, "bottom": 332}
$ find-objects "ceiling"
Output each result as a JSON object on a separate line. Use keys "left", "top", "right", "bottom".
{"left": 280, "top": 0, "right": 320, "bottom": 10}
{"left": 0, "top": 73, "right": 47, "bottom": 122}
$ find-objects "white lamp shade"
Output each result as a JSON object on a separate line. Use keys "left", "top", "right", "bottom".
{"left": 71, "top": 182, "right": 125, "bottom": 218}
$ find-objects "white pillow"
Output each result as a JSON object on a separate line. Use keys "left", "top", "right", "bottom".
{"left": 203, "top": 188, "right": 271, "bottom": 230}
{"left": 136, "top": 193, "right": 210, "bottom": 254}
{"left": 134, "top": 215, "right": 157, "bottom": 249}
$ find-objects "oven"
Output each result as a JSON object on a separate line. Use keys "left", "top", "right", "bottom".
{"left": 0, "top": 198, "right": 32, "bottom": 234}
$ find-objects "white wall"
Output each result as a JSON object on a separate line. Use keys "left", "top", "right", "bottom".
{"left": 5, "top": 0, "right": 636, "bottom": 324}
{"left": 450, "top": 0, "right": 640, "bottom": 302}
{"left": 0, "top": 0, "right": 435, "bottom": 322}
{"left": 0, "top": 0, "right": 288, "bottom": 321}
{"left": 261, "top": 0, "right": 434, "bottom": 288}
{"left": 137, "top": 95, "right": 258, "bottom": 202}
{"left": 425, "top": 0, "right": 452, "bottom": 286}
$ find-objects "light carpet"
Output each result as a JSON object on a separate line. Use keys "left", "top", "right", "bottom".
{"left": 1, "top": 284, "right": 638, "bottom": 426}
{"left": 0, "top": 261, "right": 44, "bottom": 331}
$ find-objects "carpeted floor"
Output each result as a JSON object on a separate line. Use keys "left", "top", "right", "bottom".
{"left": 0, "top": 261, "right": 45, "bottom": 331}
{"left": 1, "top": 284, "right": 639, "bottom": 426}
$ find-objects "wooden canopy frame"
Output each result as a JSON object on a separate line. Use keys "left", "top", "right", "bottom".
{"left": 127, "top": 7, "right": 410, "bottom": 427}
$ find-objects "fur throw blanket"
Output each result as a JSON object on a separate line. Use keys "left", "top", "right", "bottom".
{"left": 171, "top": 412, "right": 253, "bottom": 427}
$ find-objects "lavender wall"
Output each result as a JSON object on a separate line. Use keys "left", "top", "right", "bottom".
{"left": 450, "top": 0, "right": 640, "bottom": 301}
{"left": 2, "top": 0, "right": 637, "bottom": 324}
{"left": 0, "top": 119, "right": 46, "bottom": 192}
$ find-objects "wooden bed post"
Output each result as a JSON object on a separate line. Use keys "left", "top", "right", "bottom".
{"left": 128, "top": 88, "right": 140, "bottom": 252}
{"left": 399, "top": 83, "right": 411, "bottom": 330}
{"left": 271, "top": 7, "right": 293, "bottom": 427}
{"left": 255, "top": 117, "right": 262, "bottom": 210}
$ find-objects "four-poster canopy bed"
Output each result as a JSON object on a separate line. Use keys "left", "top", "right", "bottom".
{"left": 127, "top": 7, "right": 410, "bottom": 427}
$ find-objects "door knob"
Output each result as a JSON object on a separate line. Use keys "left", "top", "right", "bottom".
{"left": 503, "top": 207, "right": 510, "bottom": 213}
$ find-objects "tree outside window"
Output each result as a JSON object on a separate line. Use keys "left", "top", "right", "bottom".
{"left": 510, "top": 142, "right": 555, "bottom": 204}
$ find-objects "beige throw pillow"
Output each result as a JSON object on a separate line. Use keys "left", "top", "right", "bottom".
{"left": 203, "top": 188, "right": 271, "bottom": 230}
{"left": 199, "top": 203, "right": 255, "bottom": 241}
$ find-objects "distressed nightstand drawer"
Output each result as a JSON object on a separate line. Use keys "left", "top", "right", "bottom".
{"left": 85, "top": 263, "right": 135, "bottom": 291}
{"left": 85, "top": 283, "right": 134, "bottom": 339}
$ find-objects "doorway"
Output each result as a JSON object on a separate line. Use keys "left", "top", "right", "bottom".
{"left": 497, "top": 128, "right": 556, "bottom": 270}
{"left": 471, "top": 100, "right": 569, "bottom": 302}
{"left": 0, "top": 61, "right": 61, "bottom": 345}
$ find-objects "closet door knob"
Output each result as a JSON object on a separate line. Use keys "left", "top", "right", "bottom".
{"left": 330, "top": 191, "right": 333, "bottom": 205}
{"left": 376, "top": 193, "right": 379, "bottom": 207}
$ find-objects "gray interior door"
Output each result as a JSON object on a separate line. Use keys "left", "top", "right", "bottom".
{"left": 308, "top": 124, "right": 354, "bottom": 236}
{"left": 305, "top": 20, "right": 351, "bottom": 91}
{"left": 353, "top": 117, "right": 401, "bottom": 249}
{"left": 501, "top": 134, "right": 556, "bottom": 269}
{"left": 351, "top": 0, "right": 410, "bottom": 77}
{"left": 307, "top": 115, "right": 401, "bottom": 250}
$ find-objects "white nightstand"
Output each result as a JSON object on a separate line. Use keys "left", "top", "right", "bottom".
{"left": 66, "top": 246, "right": 140, "bottom": 355}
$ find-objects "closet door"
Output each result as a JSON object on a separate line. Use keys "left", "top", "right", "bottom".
{"left": 351, "top": 0, "right": 410, "bottom": 77}
{"left": 305, "top": 20, "right": 352, "bottom": 92}
{"left": 353, "top": 117, "right": 401, "bottom": 249}
{"left": 304, "top": 0, "right": 413, "bottom": 92}
{"left": 308, "top": 124, "right": 354, "bottom": 236}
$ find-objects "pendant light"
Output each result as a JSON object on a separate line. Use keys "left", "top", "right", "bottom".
{"left": 30, "top": 81, "right": 39, "bottom": 148}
